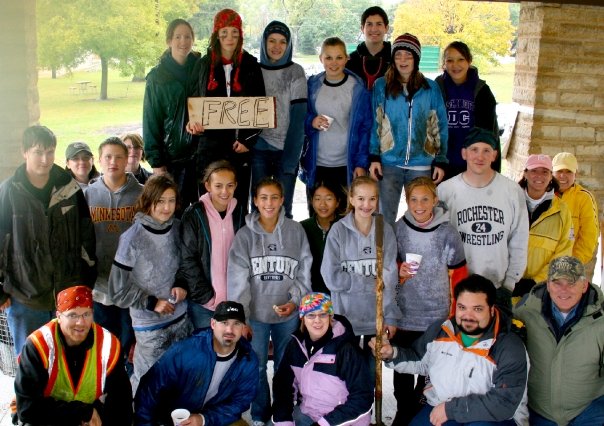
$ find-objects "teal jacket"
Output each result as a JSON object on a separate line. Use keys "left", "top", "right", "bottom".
{"left": 514, "top": 283, "right": 604, "bottom": 425}
{"left": 369, "top": 76, "right": 448, "bottom": 168}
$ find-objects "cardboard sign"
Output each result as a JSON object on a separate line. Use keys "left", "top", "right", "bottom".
{"left": 188, "top": 96, "right": 276, "bottom": 129}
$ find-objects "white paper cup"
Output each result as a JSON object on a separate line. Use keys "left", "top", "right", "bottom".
{"left": 321, "top": 115, "right": 334, "bottom": 130}
{"left": 406, "top": 253, "right": 423, "bottom": 275}
{"left": 171, "top": 408, "right": 190, "bottom": 425}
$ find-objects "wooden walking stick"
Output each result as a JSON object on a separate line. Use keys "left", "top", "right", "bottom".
{"left": 374, "top": 214, "right": 385, "bottom": 426}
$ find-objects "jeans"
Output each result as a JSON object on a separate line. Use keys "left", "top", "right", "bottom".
{"left": 293, "top": 405, "right": 316, "bottom": 426}
{"left": 93, "top": 302, "right": 134, "bottom": 358}
{"left": 410, "top": 404, "right": 515, "bottom": 426}
{"left": 6, "top": 298, "right": 54, "bottom": 356}
{"left": 391, "top": 330, "right": 425, "bottom": 425}
{"left": 169, "top": 158, "right": 199, "bottom": 215}
{"left": 251, "top": 147, "right": 297, "bottom": 218}
{"left": 188, "top": 303, "right": 214, "bottom": 330}
{"left": 529, "top": 395, "right": 604, "bottom": 425}
{"left": 249, "top": 315, "right": 300, "bottom": 422}
{"left": 379, "top": 165, "right": 430, "bottom": 225}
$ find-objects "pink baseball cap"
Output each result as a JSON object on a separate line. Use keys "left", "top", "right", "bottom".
{"left": 525, "top": 154, "right": 553, "bottom": 171}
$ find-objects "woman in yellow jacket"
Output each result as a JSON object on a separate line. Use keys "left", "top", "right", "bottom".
{"left": 513, "top": 154, "right": 573, "bottom": 298}
{"left": 553, "top": 152, "right": 599, "bottom": 280}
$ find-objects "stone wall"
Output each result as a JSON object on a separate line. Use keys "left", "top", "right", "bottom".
{"left": 508, "top": 2, "right": 604, "bottom": 221}
{"left": 0, "top": 0, "right": 39, "bottom": 180}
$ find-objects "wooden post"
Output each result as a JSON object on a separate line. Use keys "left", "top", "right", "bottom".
{"left": 374, "top": 214, "right": 384, "bottom": 426}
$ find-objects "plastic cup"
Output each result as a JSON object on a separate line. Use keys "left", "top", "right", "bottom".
{"left": 405, "top": 253, "right": 423, "bottom": 275}
{"left": 321, "top": 115, "right": 334, "bottom": 130}
{"left": 171, "top": 408, "right": 190, "bottom": 425}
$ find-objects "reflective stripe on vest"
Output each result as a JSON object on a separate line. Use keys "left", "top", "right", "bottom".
{"left": 29, "top": 320, "right": 120, "bottom": 404}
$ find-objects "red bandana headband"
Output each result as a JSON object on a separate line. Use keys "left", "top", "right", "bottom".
{"left": 56, "top": 286, "right": 93, "bottom": 312}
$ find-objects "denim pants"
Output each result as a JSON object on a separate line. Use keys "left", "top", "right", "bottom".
{"left": 188, "top": 303, "right": 215, "bottom": 331}
{"left": 293, "top": 405, "right": 316, "bottom": 426}
{"left": 379, "top": 165, "right": 430, "bottom": 225}
{"left": 249, "top": 315, "right": 299, "bottom": 422}
{"left": 6, "top": 298, "right": 54, "bottom": 356}
{"left": 169, "top": 158, "right": 199, "bottom": 214}
{"left": 93, "top": 302, "right": 134, "bottom": 358}
{"left": 251, "top": 147, "right": 297, "bottom": 218}
{"left": 410, "top": 404, "right": 515, "bottom": 426}
{"left": 529, "top": 394, "right": 604, "bottom": 425}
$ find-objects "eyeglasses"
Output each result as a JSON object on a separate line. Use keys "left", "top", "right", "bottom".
{"left": 305, "top": 313, "right": 330, "bottom": 320}
{"left": 60, "top": 311, "right": 93, "bottom": 321}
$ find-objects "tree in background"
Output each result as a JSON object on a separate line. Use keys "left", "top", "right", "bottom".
{"left": 37, "top": 0, "right": 83, "bottom": 78}
{"left": 392, "top": 0, "right": 514, "bottom": 71}
{"left": 37, "top": 0, "right": 198, "bottom": 99}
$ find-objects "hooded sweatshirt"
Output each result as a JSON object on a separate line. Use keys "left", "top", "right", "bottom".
{"left": 321, "top": 213, "right": 401, "bottom": 335}
{"left": 227, "top": 209, "right": 312, "bottom": 323}
{"left": 257, "top": 23, "right": 307, "bottom": 156}
{"left": 108, "top": 212, "right": 186, "bottom": 330}
{"left": 395, "top": 202, "right": 466, "bottom": 331}
{"left": 84, "top": 173, "right": 143, "bottom": 304}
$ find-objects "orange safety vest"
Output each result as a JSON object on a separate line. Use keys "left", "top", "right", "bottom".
{"left": 29, "top": 319, "right": 121, "bottom": 404}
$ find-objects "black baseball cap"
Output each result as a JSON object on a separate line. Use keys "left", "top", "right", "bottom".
{"left": 213, "top": 301, "right": 246, "bottom": 323}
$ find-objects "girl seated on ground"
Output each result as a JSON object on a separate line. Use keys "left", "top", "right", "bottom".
{"left": 272, "top": 292, "right": 373, "bottom": 426}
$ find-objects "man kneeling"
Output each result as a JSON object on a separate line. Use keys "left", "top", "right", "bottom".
{"left": 135, "top": 301, "right": 259, "bottom": 426}
{"left": 371, "top": 275, "right": 528, "bottom": 425}
{"left": 15, "top": 285, "right": 132, "bottom": 426}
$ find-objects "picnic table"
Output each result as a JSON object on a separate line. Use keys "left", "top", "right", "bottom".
{"left": 76, "top": 80, "right": 92, "bottom": 94}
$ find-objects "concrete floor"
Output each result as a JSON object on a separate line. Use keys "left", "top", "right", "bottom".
{"left": 0, "top": 361, "right": 398, "bottom": 426}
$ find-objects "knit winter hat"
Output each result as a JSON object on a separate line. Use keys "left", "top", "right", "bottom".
{"left": 463, "top": 127, "right": 498, "bottom": 150}
{"left": 391, "top": 33, "right": 421, "bottom": 64}
{"left": 260, "top": 20, "right": 293, "bottom": 68}
{"left": 57, "top": 286, "right": 93, "bottom": 312}
{"left": 208, "top": 9, "right": 244, "bottom": 92}
{"left": 299, "top": 292, "right": 334, "bottom": 318}
{"left": 263, "top": 20, "right": 290, "bottom": 43}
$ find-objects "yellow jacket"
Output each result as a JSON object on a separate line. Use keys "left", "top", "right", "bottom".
{"left": 559, "top": 183, "right": 599, "bottom": 264}
{"left": 524, "top": 196, "right": 574, "bottom": 282}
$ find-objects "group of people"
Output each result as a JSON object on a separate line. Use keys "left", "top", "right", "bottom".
{"left": 0, "top": 4, "right": 602, "bottom": 426}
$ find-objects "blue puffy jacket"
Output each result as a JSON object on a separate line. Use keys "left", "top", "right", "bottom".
{"left": 135, "top": 328, "right": 258, "bottom": 426}
{"left": 300, "top": 70, "right": 372, "bottom": 187}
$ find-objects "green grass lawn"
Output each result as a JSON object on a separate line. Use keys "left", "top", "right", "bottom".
{"left": 38, "top": 60, "right": 515, "bottom": 157}
{"left": 39, "top": 69, "right": 146, "bottom": 155}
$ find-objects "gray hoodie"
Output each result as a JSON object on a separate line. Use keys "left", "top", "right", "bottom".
{"left": 227, "top": 209, "right": 312, "bottom": 323}
{"left": 108, "top": 212, "right": 186, "bottom": 330}
{"left": 395, "top": 202, "right": 466, "bottom": 331}
{"left": 84, "top": 173, "right": 143, "bottom": 304}
{"left": 321, "top": 213, "right": 401, "bottom": 336}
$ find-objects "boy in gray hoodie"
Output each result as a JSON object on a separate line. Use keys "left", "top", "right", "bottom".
{"left": 85, "top": 137, "right": 143, "bottom": 354}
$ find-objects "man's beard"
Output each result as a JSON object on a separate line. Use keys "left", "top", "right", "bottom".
{"left": 457, "top": 318, "right": 492, "bottom": 337}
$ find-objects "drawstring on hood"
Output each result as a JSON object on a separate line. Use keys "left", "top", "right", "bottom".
{"left": 246, "top": 208, "right": 286, "bottom": 255}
